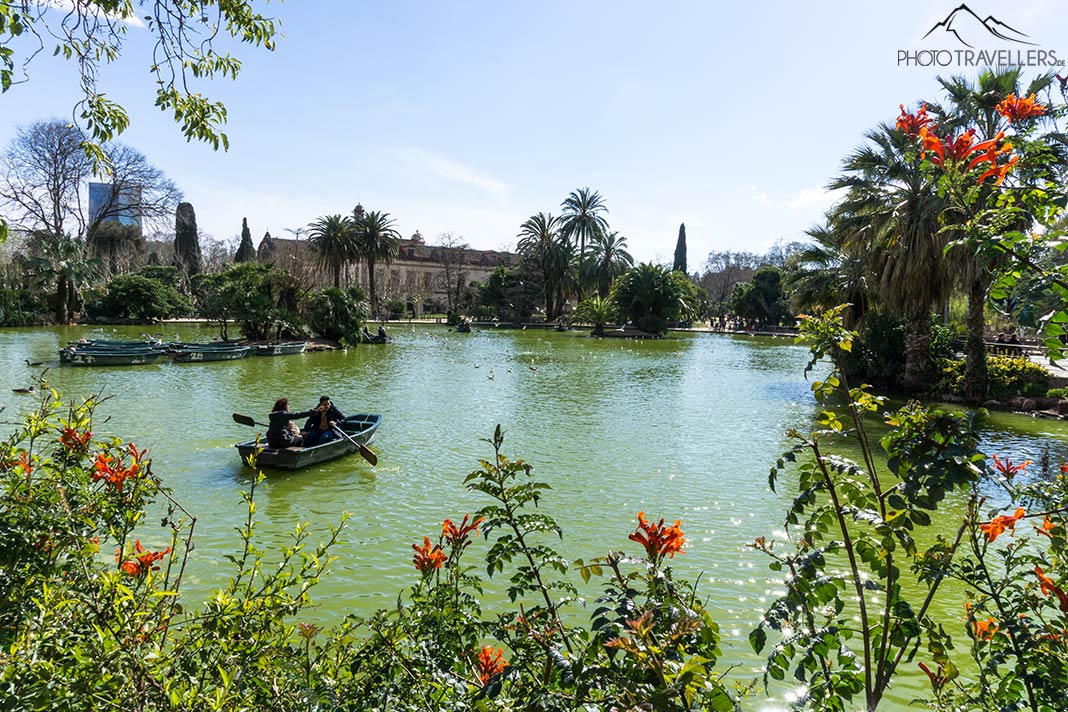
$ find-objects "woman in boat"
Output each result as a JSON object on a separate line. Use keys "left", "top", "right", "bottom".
{"left": 267, "top": 398, "right": 316, "bottom": 449}
{"left": 377, "top": 325, "right": 389, "bottom": 340}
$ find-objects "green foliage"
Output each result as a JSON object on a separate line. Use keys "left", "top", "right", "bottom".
{"left": 0, "top": 388, "right": 353, "bottom": 709}
{"left": 574, "top": 294, "right": 619, "bottom": 335}
{"left": 730, "top": 266, "right": 792, "bottom": 328}
{"left": 307, "top": 287, "right": 368, "bottom": 345}
{"left": 843, "top": 313, "right": 959, "bottom": 391}
{"left": 88, "top": 273, "right": 191, "bottom": 322}
{"left": 842, "top": 311, "right": 906, "bottom": 389}
{"left": 194, "top": 262, "right": 306, "bottom": 340}
{"left": 234, "top": 217, "right": 256, "bottom": 263}
{"left": 936, "top": 355, "right": 1050, "bottom": 398}
{"left": 478, "top": 264, "right": 541, "bottom": 322}
{"left": 173, "top": 201, "right": 201, "bottom": 279}
{"left": 384, "top": 299, "right": 406, "bottom": 318}
{"left": 674, "top": 223, "right": 687, "bottom": 273}
{"left": 1047, "top": 387, "right": 1068, "bottom": 399}
{"left": 137, "top": 264, "right": 182, "bottom": 288}
{"left": 754, "top": 306, "right": 987, "bottom": 711}
{"left": 611, "top": 262, "right": 698, "bottom": 335}
{"left": 0, "top": 0, "right": 279, "bottom": 166}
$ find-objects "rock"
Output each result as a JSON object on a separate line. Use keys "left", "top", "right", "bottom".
{"left": 1020, "top": 398, "right": 1037, "bottom": 411}
{"left": 940, "top": 393, "right": 964, "bottom": 404}
{"left": 1056, "top": 400, "right": 1068, "bottom": 415}
{"left": 982, "top": 399, "right": 1002, "bottom": 409}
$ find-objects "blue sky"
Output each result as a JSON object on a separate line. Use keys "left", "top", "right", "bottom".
{"left": 1, "top": 0, "right": 1064, "bottom": 266}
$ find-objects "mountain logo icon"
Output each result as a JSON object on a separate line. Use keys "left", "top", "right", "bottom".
{"left": 922, "top": 4, "right": 1035, "bottom": 48}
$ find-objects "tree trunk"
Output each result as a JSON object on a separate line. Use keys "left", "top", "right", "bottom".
{"left": 55, "top": 275, "right": 69, "bottom": 324}
{"left": 367, "top": 258, "right": 377, "bottom": 315}
{"left": 334, "top": 262, "right": 341, "bottom": 289}
{"left": 962, "top": 273, "right": 990, "bottom": 403}
{"left": 902, "top": 314, "right": 932, "bottom": 392}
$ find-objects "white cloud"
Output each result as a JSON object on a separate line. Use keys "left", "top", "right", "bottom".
{"left": 789, "top": 187, "right": 844, "bottom": 210}
{"left": 401, "top": 149, "right": 508, "bottom": 199}
{"left": 45, "top": 1, "right": 146, "bottom": 27}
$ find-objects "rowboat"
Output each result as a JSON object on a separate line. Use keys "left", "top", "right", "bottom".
{"left": 235, "top": 414, "right": 382, "bottom": 470}
{"left": 68, "top": 338, "right": 165, "bottom": 348}
{"left": 255, "top": 341, "right": 307, "bottom": 356}
{"left": 171, "top": 344, "right": 252, "bottom": 362}
{"left": 60, "top": 338, "right": 168, "bottom": 365}
{"left": 60, "top": 348, "right": 166, "bottom": 366}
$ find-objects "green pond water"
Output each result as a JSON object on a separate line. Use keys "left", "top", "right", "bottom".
{"left": 4, "top": 324, "right": 1068, "bottom": 710}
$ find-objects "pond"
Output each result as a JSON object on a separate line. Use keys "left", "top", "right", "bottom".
{"left": 4, "top": 324, "right": 1068, "bottom": 710}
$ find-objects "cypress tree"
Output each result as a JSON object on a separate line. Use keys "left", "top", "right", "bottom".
{"left": 173, "top": 202, "right": 202, "bottom": 277}
{"left": 673, "top": 223, "right": 687, "bottom": 273}
{"left": 235, "top": 217, "right": 256, "bottom": 262}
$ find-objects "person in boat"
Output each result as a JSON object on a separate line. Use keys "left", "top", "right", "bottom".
{"left": 377, "top": 325, "right": 389, "bottom": 340}
{"left": 363, "top": 326, "right": 374, "bottom": 342}
{"left": 267, "top": 398, "right": 316, "bottom": 449}
{"left": 302, "top": 396, "right": 346, "bottom": 446}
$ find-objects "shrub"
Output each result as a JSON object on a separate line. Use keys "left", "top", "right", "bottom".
{"left": 89, "top": 273, "right": 191, "bottom": 322}
{"left": 384, "top": 299, "right": 406, "bottom": 319}
{"left": 1047, "top": 387, "right": 1068, "bottom": 399}
{"left": 937, "top": 355, "right": 1050, "bottom": 398}
{"left": 194, "top": 262, "right": 307, "bottom": 340}
{"left": 307, "top": 286, "right": 368, "bottom": 345}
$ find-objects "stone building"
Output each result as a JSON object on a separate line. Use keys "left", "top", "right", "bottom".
{"left": 256, "top": 231, "right": 518, "bottom": 315}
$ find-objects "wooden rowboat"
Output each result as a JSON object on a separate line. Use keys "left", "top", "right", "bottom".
{"left": 172, "top": 345, "right": 252, "bottom": 362}
{"left": 235, "top": 414, "right": 381, "bottom": 470}
{"left": 255, "top": 341, "right": 307, "bottom": 356}
{"left": 60, "top": 348, "right": 166, "bottom": 366}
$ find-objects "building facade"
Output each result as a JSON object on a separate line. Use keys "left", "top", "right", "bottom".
{"left": 256, "top": 231, "right": 518, "bottom": 315}
{"left": 88, "top": 182, "right": 143, "bottom": 227}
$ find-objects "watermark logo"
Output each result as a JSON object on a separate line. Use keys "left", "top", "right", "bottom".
{"left": 898, "top": 3, "right": 1063, "bottom": 68}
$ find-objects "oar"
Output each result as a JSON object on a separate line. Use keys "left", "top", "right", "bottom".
{"left": 331, "top": 424, "right": 378, "bottom": 466}
{"left": 232, "top": 413, "right": 267, "bottom": 428}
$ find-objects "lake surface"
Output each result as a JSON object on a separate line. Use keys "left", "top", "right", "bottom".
{"left": 4, "top": 324, "right": 1068, "bottom": 710}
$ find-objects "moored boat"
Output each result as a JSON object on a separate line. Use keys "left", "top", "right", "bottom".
{"left": 235, "top": 414, "right": 381, "bottom": 470}
{"left": 68, "top": 338, "right": 164, "bottom": 348}
{"left": 172, "top": 344, "right": 252, "bottom": 362}
{"left": 255, "top": 341, "right": 307, "bottom": 356}
{"left": 60, "top": 348, "right": 166, "bottom": 366}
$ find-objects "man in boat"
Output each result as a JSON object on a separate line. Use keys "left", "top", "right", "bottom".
{"left": 377, "top": 325, "right": 389, "bottom": 341}
{"left": 267, "top": 398, "right": 316, "bottom": 449}
{"left": 302, "top": 396, "right": 346, "bottom": 446}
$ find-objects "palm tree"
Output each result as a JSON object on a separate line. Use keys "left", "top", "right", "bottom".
{"left": 307, "top": 214, "right": 356, "bottom": 288}
{"left": 352, "top": 210, "right": 400, "bottom": 315}
{"left": 517, "top": 212, "right": 569, "bottom": 321}
{"left": 584, "top": 230, "right": 634, "bottom": 297}
{"left": 831, "top": 124, "right": 950, "bottom": 391}
{"left": 27, "top": 234, "right": 101, "bottom": 323}
{"left": 784, "top": 220, "right": 871, "bottom": 331}
{"left": 573, "top": 295, "right": 618, "bottom": 336}
{"left": 560, "top": 187, "right": 609, "bottom": 262}
{"left": 934, "top": 69, "right": 1064, "bottom": 399}
{"left": 611, "top": 262, "right": 696, "bottom": 335}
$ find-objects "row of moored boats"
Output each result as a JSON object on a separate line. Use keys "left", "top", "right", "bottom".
{"left": 59, "top": 339, "right": 307, "bottom": 366}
